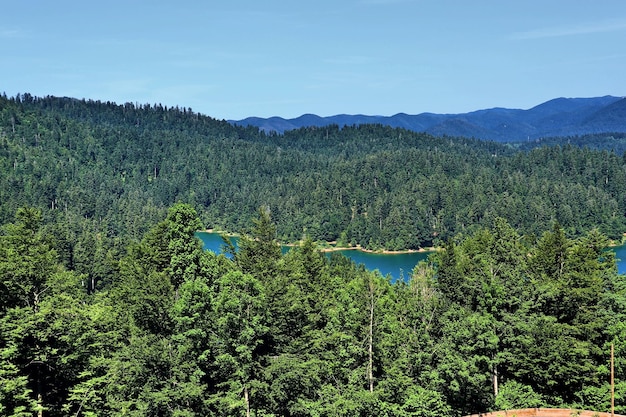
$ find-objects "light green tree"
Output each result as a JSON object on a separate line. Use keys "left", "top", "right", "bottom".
{"left": 210, "top": 270, "right": 268, "bottom": 417}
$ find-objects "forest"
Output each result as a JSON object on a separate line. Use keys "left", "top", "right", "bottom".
{"left": 1, "top": 94, "right": 626, "bottom": 416}
{"left": 1, "top": 94, "right": 626, "bottom": 255}
{"left": 2, "top": 204, "right": 626, "bottom": 416}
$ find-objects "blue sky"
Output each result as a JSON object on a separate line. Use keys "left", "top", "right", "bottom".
{"left": 2, "top": 1, "right": 625, "bottom": 119}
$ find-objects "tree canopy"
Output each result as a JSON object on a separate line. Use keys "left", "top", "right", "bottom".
{"left": 1, "top": 206, "right": 625, "bottom": 416}
{"left": 2, "top": 93, "right": 626, "bottom": 416}
{"left": 1, "top": 94, "right": 625, "bottom": 259}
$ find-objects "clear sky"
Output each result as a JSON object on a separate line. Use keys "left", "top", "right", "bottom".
{"left": 2, "top": 1, "right": 625, "bottom": 120}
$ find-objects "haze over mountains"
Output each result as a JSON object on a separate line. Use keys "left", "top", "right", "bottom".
{"left": 232, "top": 96, "right": 626, "bottom": 142}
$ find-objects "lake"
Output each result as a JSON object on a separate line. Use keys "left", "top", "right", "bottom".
{"left": 196, "top": 231, "right": 430, "bottom": 282}
{"left": 195, "top": 231, "right": 626, "bottom": 282}
{"left": 616, "top": 244, "right": 626, "bottom": 275}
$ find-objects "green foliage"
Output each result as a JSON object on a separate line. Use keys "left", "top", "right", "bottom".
{"left": 163, "top": 203, "right": 204, "bottom": 288}
{"left": 1, "top": 94, "right": 626, "bottom": 253}
{"left": 0, "top": 207, "right": 97, "bottom": 416}
{"left": 210, "top": 270, "right": 268, "bottom": 416}
{"left": 494, "top": 381, "right": 543, "bottom": 410}
{"left": 0, "top": 336, "right": 37, "bottom": 416}
{"left": 236, "top": 206, "right": 282, "bottom": 280}
{"left": 1, "top": 92, "right": 626, "bottom": 416}
{"left": 1, "top": 191, "right": 625, "bottom": 415}
{"left": 432, "top": 219, "right": 624, "bottom": 413}
{"left": 0, "top": 207, "right": 59, "bottom": 311}
{"left": 400, "top": 386, "right": 453, "bottom": 417}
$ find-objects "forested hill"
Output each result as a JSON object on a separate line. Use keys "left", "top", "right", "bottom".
{"left": 3, "top": 93, "right": 626, "bottom": 416}
{"left": 1, "top": 93, "right": 626, "bottom": 253}
{"left": 233, "top": 95, "right": 626, "bottom": 141}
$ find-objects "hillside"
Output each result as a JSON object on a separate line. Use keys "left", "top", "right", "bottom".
{"left": 2, "top": 93, "right": 626, "bottom": 416}
{"left": 232, "top": 95, "right": 626, "bottom": 141}
{"left": 1, "top": 93, "right": 626, "bottom": 253}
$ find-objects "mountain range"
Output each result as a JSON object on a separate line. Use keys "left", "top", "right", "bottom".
{"left": 231, "top": 95, "right": 626, "bottom": 142}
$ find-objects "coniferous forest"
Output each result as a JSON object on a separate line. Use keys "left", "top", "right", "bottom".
{"left": 2, "top": 94, "right": 626, "bottom": 416}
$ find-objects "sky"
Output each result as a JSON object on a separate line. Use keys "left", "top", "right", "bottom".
{"left": 1, "top": 1, "right": 625, "bottom": 120}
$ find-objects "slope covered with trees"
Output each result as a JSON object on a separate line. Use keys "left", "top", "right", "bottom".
{"left": 1, "top": 94, "right": 625, "bottom": 262}
{"left": 1, "top": 90, "right": 625, "bottom": 414}
{"left": 1, "top": 205, "right": 625, "bottom": 416}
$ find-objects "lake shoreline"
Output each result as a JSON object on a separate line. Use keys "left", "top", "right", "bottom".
{"left": 317, "top": 244, "right": 436, "bottom": 255}
{"left": 204, "top": 229, "right": 626, "bottom": 254}
{"left": 197, "top": 231, "right": 626, "bottom": 280}
{"left": 202, "top": 229, "right": 436, "bottom": 254}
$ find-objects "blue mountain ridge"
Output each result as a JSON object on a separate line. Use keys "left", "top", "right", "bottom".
{"left": 230, "top": 96, "right": 626, "bottom": 142}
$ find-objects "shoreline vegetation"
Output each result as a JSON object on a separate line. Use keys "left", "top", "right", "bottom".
{"left": 609, "top": 233, "right": 626, "bottom": 247}
{"left": 203, "top": 228, "right": 438, "bottom": 255}
{"left": 5, "top": 95, "right": 626, "bottom": 269}
{"left": 203, "top": 229, "right": 626, "bottom": 254}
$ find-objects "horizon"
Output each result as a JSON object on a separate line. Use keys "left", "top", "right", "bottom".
{"left": 5, "top": 91, "right": 622, "bottom": 122}
{"left": 2, "top": 1, "right": 625, "bottom": 120}
{"left": 230, "top": 94, "right": 625, "bottom": 121}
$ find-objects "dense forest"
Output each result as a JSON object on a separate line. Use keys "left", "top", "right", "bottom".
{"left": 2, "top": 204, "right": 626, "bottom": 416}
{"left": 1, "top": 94, "right": 626, "bottom": 256}
{"left": 2, "top": 94, "right": 626, "bottom": 416}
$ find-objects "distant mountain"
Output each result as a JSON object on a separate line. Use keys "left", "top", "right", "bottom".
{"left": 231, "top": 96, "right": 626, "bottom": 142}
{"left": 581, "top": 97, "right": 626, "bottom": 130}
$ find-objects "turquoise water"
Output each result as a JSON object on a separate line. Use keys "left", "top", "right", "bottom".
{"left": 195, "top": 232, "right": 626, "bottom": 282}
{"left": 197, "top": 232, "right": 238, "bottom": 255}
{"left": 615, "top": 244, "right": 626, "bottom": 275}
{"left": 328, "top": 248, "right": 430, "bottom": 282}
{"left": 195, "top": 231, "right": 429, "bottom": 282}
